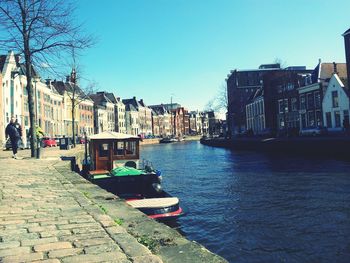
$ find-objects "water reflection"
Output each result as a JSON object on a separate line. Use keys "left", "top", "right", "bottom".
{"left": 141, "top": 141, "right": 350, "bottom": 263}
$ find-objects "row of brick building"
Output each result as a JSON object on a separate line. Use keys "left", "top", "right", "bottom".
{"left": 0, "top": 51, "right": 220, "bottom": 147}
{"left": 226, "top": 28, "right": 350, "bottom": 137}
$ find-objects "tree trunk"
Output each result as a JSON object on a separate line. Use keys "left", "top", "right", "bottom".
{"left": 24, "top": 44, "right": 37, "bottom": 157}
{"left": 72, "top": 99, "right": 76, "bottom": 147}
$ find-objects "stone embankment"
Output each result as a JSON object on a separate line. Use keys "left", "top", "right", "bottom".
{"left": 0, "top": 147, "right": 227, "bottom": 263}
{"left": 200, "top": 136, "right": 350, "bottom": 158}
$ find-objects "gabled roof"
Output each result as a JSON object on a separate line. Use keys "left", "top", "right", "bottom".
{"left": 105, "top": 92, "right": 117, "bottom": 103}
{"left": 207, "top": 111, "right": 215, "bottom": 118}
{"left": 320, "top": 63, "right": 347, "bottom": 81}
{"left": 89, "top": 131, "right": 139, "bottom": 140}
{"left": 122, "top": 97, "right": 144, "bottom": 111}
{"left": 52, "top": 80, "right": 85, "bottom": 97}
{"left": 125, "top": 103, "right": 137, "bottom": 112}
{"left": 51, "top": 81, "right": 66, "bottom": 95}
{"left": 18, "top": 63, "right": 39, "bottom": 77}
{"left": 149, "top": 105, "right": 168, "bottom": 115}
{"left": 90, "top": 92, "right": 113, "bottom": 106}
{"left": 151, "top": 109, "right": 158, "bottom": 116}
{"left": 329, "top": 74, "right": 349, "bottom": 97}
{"left": 311, "top": 62, "right": 347, "bottom": 84}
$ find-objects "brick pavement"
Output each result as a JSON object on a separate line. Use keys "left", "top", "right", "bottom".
{"left": 0, "top": 148, "right": 163, "bottom": 263}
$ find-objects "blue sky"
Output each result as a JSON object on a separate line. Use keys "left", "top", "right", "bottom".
{"left": 76, "top": 0, "right": 350, "bottom": 111}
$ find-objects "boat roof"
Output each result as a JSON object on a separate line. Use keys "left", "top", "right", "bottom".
{"left": 89, "top": 131, "right": 140, "bottom": 140}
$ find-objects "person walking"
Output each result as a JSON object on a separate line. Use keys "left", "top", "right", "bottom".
{"left": 5, "top": 116, "right": 22, "bottom": 159}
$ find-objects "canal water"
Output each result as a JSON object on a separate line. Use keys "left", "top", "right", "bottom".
{"left": 141, "top": 141, "right": 350, "bottom": 263}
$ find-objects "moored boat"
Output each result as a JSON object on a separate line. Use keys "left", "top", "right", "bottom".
{"left": 159, "top": 137, "right": 177, "bottom": 143}
{"left": 86, "top": 131, "right": 183, "bottom": 220}
{"left": 126, "top": 197, "right": 183, "bottom": 220}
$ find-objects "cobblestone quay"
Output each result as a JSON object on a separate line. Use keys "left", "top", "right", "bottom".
{"left": 0, "top": 148, "right": 226, "bottom": 263}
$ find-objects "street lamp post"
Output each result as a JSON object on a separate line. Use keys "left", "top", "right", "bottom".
{"left": 82, "top": 126, "right": 89, "bottom": 175}
{"left": 33, "top": 77, "right": 41, "bottom": 159}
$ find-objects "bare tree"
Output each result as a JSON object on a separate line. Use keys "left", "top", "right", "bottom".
{"left": 273, "top": 58, "right": 288, "bottom": 69}
{"left": 204, "top": 98, "right": 216, "bottom": 112}
{"left": 205, "top": 82, "right": 228, "bottom": 113}
{"left": 216, "top": 82, "right": 228, "bottom": 112}
{"left": 0, "top": 0, "right": 94, "bottom": 157}
{"left": 65, "top": 68, "right": 97, "bottom": 147}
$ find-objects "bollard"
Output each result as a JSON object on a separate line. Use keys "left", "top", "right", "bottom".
{"left": 36, "top": 145, "right": 41, "bottom": 159}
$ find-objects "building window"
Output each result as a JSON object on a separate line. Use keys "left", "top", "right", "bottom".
{"left": 278, "top": 100, "right": 284, "bottom": 113}
{"left": 291, "top": 98, "right": 297, "bottom": 111}
{"left": 344, "top": 110, "right": 350, "bottom": 128}
{"left": 332, "top": 91, "right": 339, "bottom": 108}
{"left": 279, "top": 118, "right": 284, "bottom": 128}
{"left": 301, "top": 113, "right": 306, "bottom": 128}
{"left": 300, "top": 95, "right": 306, "bottom": 110}
{"left": 314, "top": 91, "right": 321, "bottom": 108}
{"left": 325, "top": 112, "right": 332, "bottom": 127}
{"left": 334, "top": 111, "right": 341, "bottom": 127}
{"left": 308, "top": 111, "right": 315, "bottom": 127}
{"left": 307, "top": 93, "right": 314, "bottom": 109}
{"left": 316, "top": 110, "right": 322, "bottom": 126}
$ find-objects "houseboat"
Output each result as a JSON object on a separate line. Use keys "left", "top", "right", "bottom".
{"left": 87, "top": 131, "right": 183, "bottom": 220}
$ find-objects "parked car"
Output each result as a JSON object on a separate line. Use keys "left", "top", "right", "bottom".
{"left": 54, "top": 137, "right": 62, "bottom": 146}
{"left": 42, "top": 137, "right": 57, "bottom": 147}
{"left": 5, "top": 138, "right": 26, "bottom": 150}
{"left": 299, "top": 126, "right": 328, "bottom": 136}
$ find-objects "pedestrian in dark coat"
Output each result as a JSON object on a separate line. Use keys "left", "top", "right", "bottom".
{"left": 5, "top": 116, "right": 22, "bottom": 159}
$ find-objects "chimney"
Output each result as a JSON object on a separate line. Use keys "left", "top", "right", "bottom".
{"left": 45, "top": 79, "right": 52, "bottom": 86}
{"left": 333, "top": 62, "right": 338, "bottom": 74}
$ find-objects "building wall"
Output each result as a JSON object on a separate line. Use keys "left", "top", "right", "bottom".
{"left": 189, "top": 115, "right": 196, "bottom": 134}
{"left": 145, "top": 107, "right": 152, "bottom": 136}
{"left": 159, "top": 113, "right": 170, "bottom": 137}
{"left": 0, "top": 73, "right": 3, "bottom": 146}
{"left": 298, "top": 83, "right": 323, "bottom": 129}
{"left": 105, "top": 102, "right": 115, "bottom": 132}
{"left": 152, "top": 114, "right": 160, "bottom": 136}
{"left": 50, "top": 91, "right": 64, "bottom": 137}
{"left": 125, "top": 110, "right": 139, "bottom": 136}
{"left": 1, "top": 52, "right": 23, "bottom": 145}
{"left": 116, "top": 100, "right": 126, "bottom": 133}
{"left": 246, "top": 97, "right": 266, "bottom": 134}
{"left": 78, "top": 100, "right": 94, "bottom": 136}
{"left": 227, "top": 70, "right": 264, "bottom": 136}
{"left": 344, "top": 31, "right": 350, "bottom": 84}
{"left": 322, "top": 75, "right": 350, "bottom": 131}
